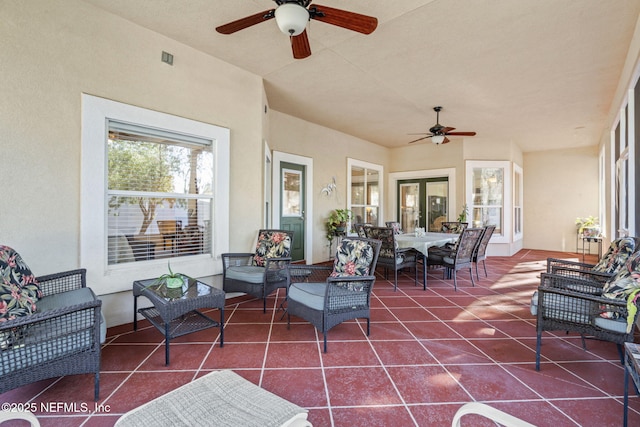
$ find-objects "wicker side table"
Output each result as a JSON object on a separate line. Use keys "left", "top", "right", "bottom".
{"left": 133, "top": 277, "right": 225, "bottom": 365}
{"left": 624, "top": 342, "right": 640, "bottom": 426}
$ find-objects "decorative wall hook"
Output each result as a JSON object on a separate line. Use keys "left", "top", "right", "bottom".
{"left": 321, "top": 176, "right": 337, "bottom": 196}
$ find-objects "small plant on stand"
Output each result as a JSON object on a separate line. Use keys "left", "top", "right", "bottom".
{"left": 326, "top": 209, "right": 353, "bottom": 242}
{"left": 575, "top": 216, "right": 600, "bottom": 237}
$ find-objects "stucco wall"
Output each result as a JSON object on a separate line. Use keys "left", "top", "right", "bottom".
{"left": 0, "top": 0, "right": 264, "bottom": 270}
{"left": 523, "top": 146, "right": 599, "bottom": 251}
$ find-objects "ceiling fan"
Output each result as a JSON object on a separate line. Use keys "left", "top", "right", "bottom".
{"left": 215, "top": 0, "right": 378, "bottom": 59}
{"left": 408, "top": 106, "right": 477, "bottom": 145}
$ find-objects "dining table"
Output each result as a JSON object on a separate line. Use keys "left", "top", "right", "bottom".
{"left": 395, "top": 232, "right": 459, "bottom": 287}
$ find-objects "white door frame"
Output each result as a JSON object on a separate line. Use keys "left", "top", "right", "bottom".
{"left": 272, "top": 151, "right": 313, "bottom": 264}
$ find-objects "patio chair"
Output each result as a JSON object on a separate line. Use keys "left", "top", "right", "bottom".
{"left": 534, "top": 249, "right": 640, "bottom": 370}
{"left": 546, "top": 236, "right": 639, "bottom": 285}
{"left": 352, "top": 223, "right": 371, "bottom": 238}
{"left": 441, "top": 221, "right": 468, "bottom": 234}
{"left": 385, "top": 221, "right": 402, "bottom": 234}
{"left": 285, "top": 237, "right": 381, "bottom": 352}
{"left": 428, "top": 228, "right": 484, "bottom": 290}
{"left": 365, "top": 226, "right": 419, "bottom": 291}
{"left": 472, "top": 225, "right": 496, "bottom": 280}
{"left": 0, "top": 245, "right": 104, "bottom": 401}
{"left": 221, "top": 229, "right": 294, "bottom": 313}
{"left": 428, "top": 221, "right": 469, "bottom": 258}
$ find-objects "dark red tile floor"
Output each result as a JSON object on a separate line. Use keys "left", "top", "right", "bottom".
{"left": 2, "top": 249, "right": 640, "bottom": 426}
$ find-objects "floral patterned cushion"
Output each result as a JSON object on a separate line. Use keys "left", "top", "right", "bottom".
{"left": 330, "top": 239, "right": 375, "bottom": 292}
{"left": 592, "top": 237, "right": 636, "bottom": 274}
{"left": 0, "top": 245, "right": 42, "bottom": 322}
{"left": 331, "top": 239, "right": 374, "bottom": 277}
{"left": 253, "top": 231, "right": 292, "bottom": 267}
{"left": 601, "top": 251, "right": 640, "bottom": 319}
{"left": 442, "top": 222, "right": 468, "bottom": 234}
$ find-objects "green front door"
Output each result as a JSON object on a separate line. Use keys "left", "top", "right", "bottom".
{"left": 280, "top": 162, "right": 305, "bottom": 262}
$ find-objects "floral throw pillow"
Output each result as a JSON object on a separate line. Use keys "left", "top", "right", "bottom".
{"left": 253, "top": 231, "right": 291, "bottom": 267}
{"left": 331, "top": 239, "right": 374, "bottom": 277}
{"left": 600, "top": 251, "right": 640, "bottom": 319}
{"left": 592, "top": 237, "right": 636, "bottom": 275}
{"left": 0, "top": 245, "right": 42, "bottom": 322}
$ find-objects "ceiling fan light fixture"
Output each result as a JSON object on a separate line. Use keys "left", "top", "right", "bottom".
{"left": 275, "top": 3, "right": 309, "bottom": 36}
{"left": 431, "top": 135, "right": 445, "bottom": 144}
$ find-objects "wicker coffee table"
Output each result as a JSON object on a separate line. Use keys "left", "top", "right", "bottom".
{"left": 133, "top": 277, "right": 225, "bottom": 365}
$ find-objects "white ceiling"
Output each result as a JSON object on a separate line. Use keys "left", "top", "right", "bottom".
{"left": 83, "top": 0, "right": 640, "bottom": 152}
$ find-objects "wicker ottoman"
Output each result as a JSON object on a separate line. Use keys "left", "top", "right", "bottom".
{"left": 115, "top": 370, "right": 311, "bottom": 427}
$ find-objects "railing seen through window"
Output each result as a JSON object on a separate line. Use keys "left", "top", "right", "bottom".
{"left": 107, "top": 121, "right": 214, "bottom": 264}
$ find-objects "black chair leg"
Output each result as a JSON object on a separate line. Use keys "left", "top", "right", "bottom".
{"left": 483, "top": 260, "right": 488, "bottom": 277}
{"left": 469, "top": 267, "right": 475, "bottom": 287}
{"left": 535, "top": 332, "right": 542, "bottom": 371}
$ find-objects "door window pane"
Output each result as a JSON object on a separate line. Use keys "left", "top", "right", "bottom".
{"left": 400, "top": 183, "right": 419, "bottom": 233}
{"left": 427, "top": 181, "right": 448, "bottom": 231}
{"left": 282, "top": 169, "right": 302, "bottom": 216}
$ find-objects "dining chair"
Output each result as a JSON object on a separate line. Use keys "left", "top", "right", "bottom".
{"left": 472, "top": 225, "right": 496, "bottom": 280}
{"left": 285, "top": 237, "right": 381, "bottom": 352}
{"left": 428, "top": 227, "right": 484, "bottom": 290}
{"left": 385, "top": 221, "right": 402, "bottom": 234}
{"left": 157, "top": 219, "right": 182, "bottom": 253}
{"left": 365, "top": 226, "right": 418, "bottom": 291}
{"left": 221, "top": 229, "right": 294, "bottom": 312}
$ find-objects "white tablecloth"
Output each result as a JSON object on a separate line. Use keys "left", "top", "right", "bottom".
{"left": 395, "top": 232, "right": 458, "bottom": 255}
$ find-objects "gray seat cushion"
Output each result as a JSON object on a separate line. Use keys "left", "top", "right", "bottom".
{"left": 532, "top": 291, "right": 591, "bottom": 324}
{"left": 594, "top": 316, "right": 627, "bottom": 333}
{"left": 226, "top": 265, "right": 266, "bottom": 284}
{"left": 38, "top": 287, "right": 106, "bottom": 343}
{"left": 288, "top": 282, "right": 327, "bottom": 311}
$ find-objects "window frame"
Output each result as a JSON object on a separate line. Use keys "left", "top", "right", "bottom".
{"left": 347, "top": 158, "right": 383, "bottom": 229}
{"left": 465, "top": 160, "right": 512, "bottom": 244}
{"left": 81, "top": 94, "right": 230, "bottom": 295}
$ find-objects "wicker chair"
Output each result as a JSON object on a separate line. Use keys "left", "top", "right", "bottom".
{"left": 428, "top": 228, "right": 484, "bottom": 290}
{"left": 0, "top": 246, "right": 103, "bottom": 400}
{"left": 472, "top": 225, "right": 496, "bottom": 280}
{"left": 222, "top": 229, "right": 294, "bottom": 312}
{"left": 352, "top": 223, "right": 371, "bottom": 238}
{"left": 546, "top": 236, "right": 639, "bottom": 284}
{"left": 285, "top": 237, "right": 381, "bottom": 352}
{"left": 365, "top": 226, "right": 419, "bottom": 291}
{"left": 385, "top": 221, "right": 402, "bottom": 234}
{"left": 534, "top": 249, "right": 640, "bottom": 370}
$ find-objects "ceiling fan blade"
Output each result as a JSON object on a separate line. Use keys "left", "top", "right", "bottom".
{"left": 442, "top": 137, "right": 451, "bottom": 144}
{"left": 216, "top": 9, "right": 274, "bottom": 34}
{"left": 310, "top": 4, "right": 378, "bottom": 34}
{"left": 407, "top": 133, "right": 431, "bottom": 136}
{"left": 441, "top": 127, "right": 456, "bottom": 133}
{"left": 291, "top": 30, "right": 311, "bottom": 59}
{"left": 408, "top": 136, "right": 430, "bottom": 144}
{"left": 445, "top": 131, "right": 477, "bottom": 136}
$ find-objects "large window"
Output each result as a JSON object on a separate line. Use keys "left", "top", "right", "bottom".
{"left": 81, "top": 94, "right": 229, "bottom": 295}
{"left": 347, "top": 159, "right": 382, "bottom": 227}
{"left": 466, "top": 160, "right": 514, "bottom": 245}
{"left": 106, "top": 122, "right": 213, "bottom": 264}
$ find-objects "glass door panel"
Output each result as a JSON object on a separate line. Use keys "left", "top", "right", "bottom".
{"left": 400, "top": 183, "right": 420, "bottom": 233}
{"left": 426, "top": 181, "right": 448, "bottom": 231}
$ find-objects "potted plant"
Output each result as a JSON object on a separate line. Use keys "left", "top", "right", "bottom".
{"left": 326, "top": 209, "right": 352, "bottom": 241}
{"left": 148, "top": 262, "right": 192, "bottom": 290}
{"left": 575, "top": 216, "right": 600, "bottom": 237}
{"left": 457, "top": 204, "right": 468, "bottom": 223}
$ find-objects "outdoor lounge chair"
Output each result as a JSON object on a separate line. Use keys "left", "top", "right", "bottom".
{"left": 0, "top": 245, "right": 104, "bottom": 400}
{"left": 285, "top": 237, "right": 381, "bottom": 352}
{"left": 222, "top": 229, "right": 294, "bottom": 312}
{"left": 534, "top": 249, "right": 640, "bottom": 370}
